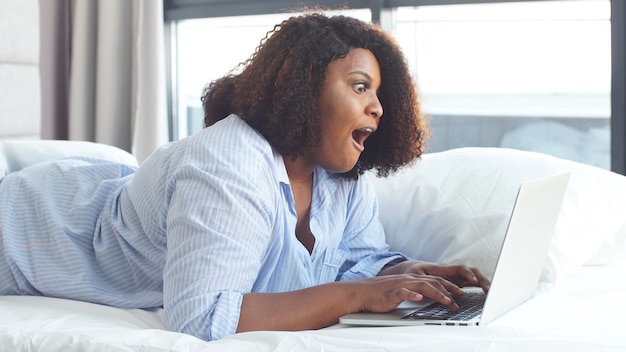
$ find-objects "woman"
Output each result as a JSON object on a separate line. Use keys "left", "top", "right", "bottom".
{"left": 0, "top": 13, "right": 489, "bottom": 341}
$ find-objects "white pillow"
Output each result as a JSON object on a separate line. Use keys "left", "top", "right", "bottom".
{"left": 370, "top": 147, "right": 626, "bottom": 291}
{"left": 0, "top": 140, "right": 138, "bottom": 176}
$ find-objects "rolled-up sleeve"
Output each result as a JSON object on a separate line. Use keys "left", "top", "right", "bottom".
{"left": 340, "top": 252, "right": 408, "bottom": 281}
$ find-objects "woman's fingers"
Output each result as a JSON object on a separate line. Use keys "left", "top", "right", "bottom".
{"left": 361, "top": 272, "right": 483, "bottom": 313}
{"left": 429, "top": 264, "right": 491, "bottom": 293}
{"left": 455, "top": 266, "right": 491, "bottom": 293}
{"left": 402, "top": 275, "right": 460, "bottom": 310}
{"left": 373, "top": 261, "right": 492, "bottom": 313}
{"left": 467, "top": 267, "right": 491, "bottom": 292}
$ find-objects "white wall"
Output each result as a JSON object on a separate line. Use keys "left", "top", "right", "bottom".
{"left": 0, "top": 0, "right": 40, "bottom": 140}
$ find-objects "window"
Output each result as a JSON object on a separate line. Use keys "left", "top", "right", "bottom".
{"left": 394, "top": 0, "right": 611, "bottom": 169}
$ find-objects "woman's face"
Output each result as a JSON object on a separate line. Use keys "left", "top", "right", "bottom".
{"left": 312, "top": 48, "right": 383, "bottom": 174}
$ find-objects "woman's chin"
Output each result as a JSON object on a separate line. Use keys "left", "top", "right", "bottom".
{"left": 314, "top": 150, "right": 361, "bottom": 174}
{"left": 323, "top": 161, "right": 359, "bottom": 174}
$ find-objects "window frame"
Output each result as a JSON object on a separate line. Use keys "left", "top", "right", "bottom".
{"left": 163, "top": 0, "right": 626, "bottom": 175}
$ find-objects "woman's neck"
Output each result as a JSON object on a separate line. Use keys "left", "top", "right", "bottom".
{"left": 283, "top": 155, "right": 315, "bottom": 185}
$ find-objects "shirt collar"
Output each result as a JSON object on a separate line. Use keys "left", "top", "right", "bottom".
{"left": 272, "top": 149, "right": 291, "bottom": 186}
{"left": 272, "top": 149, "right": 338, "bottom": 201}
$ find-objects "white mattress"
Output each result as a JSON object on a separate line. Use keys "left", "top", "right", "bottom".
{"left": 2, "top": 260, "right": 625, "bottom": 352}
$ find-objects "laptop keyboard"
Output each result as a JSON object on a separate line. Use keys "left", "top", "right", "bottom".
{"left": 402, "top": 292, "right": 486, "bottom": 321}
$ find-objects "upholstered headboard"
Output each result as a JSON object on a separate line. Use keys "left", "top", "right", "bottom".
{"left": 0, "top": 0, "right": 40, "bottom": 140}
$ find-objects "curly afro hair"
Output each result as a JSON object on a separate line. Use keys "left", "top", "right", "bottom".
{"left": 202, "top": 12, "right": 429, "bottom": 178}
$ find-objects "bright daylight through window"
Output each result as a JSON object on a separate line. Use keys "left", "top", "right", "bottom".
{"left": 170, "top": 0, "right": 610, "bottom": 169}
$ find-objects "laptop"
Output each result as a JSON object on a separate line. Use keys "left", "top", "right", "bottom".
{"left": 340, "top": 172, "right": 571, "bottom": 327}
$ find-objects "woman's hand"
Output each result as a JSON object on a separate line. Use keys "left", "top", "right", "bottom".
{"left": 372, "top": 260, "right": 491, "bottom": 310}
{"left": 351, "top": 273, "right": 465, "bottom": 313}
{"left": 381, "top": 260, "right": 490, "bottom": 291}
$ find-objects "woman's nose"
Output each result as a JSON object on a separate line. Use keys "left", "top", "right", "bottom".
{"left": 368, "top": 94, "right": 383, "bottom": 120}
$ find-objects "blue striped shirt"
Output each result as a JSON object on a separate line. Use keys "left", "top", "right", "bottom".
{"left": 0, "top": 114, "right": 406, "bottom": 340}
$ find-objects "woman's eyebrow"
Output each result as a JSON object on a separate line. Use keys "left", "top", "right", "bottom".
{"left": 348, "top": 71, "right": 373, "bottom": 80}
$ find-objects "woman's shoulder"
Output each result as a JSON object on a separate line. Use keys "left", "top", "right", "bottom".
{"left": 167, "top": 114, "right": 278, "bottom": 177}
{"left": 191, "top": 115, "right": 270, "bottom": 155}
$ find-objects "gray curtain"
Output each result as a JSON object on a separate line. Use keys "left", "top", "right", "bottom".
{"left": 40, "top": 0, "right": 168, "bottom": 163}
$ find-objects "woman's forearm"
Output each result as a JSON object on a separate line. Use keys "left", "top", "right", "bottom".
{"left": 236, "top": 281, "right": 361, "bottom": 333}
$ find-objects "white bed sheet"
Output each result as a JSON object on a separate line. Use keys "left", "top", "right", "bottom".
{"left": 2, "top": 260, "right": 625, "bottom": 352}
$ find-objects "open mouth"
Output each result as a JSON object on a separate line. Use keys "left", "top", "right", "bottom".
{"left": 352, "top": 127, "right": 375, "bottom": 151}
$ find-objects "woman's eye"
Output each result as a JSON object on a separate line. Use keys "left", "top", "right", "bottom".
{"left": 354, "top": 83, "right": 367, "bottom": 93}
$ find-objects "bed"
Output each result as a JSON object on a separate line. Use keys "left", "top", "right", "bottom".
{"left": 1, "top": 142, "right": 626, "bottom": 352}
